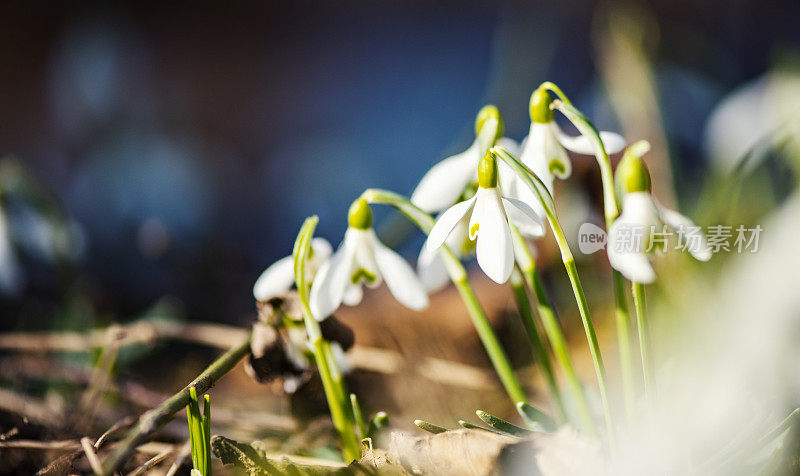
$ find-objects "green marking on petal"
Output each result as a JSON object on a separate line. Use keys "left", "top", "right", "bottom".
{"left": 351, "top": 268, "right": 377, "bottom": 285}
{"left": 548, "top": 159, "right": 567, "bottom": 177}
{"left": 470, "top": 222, "right": 480, "bottom": 237}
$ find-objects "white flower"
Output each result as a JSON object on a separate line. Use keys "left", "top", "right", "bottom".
{"left": 253, "top": 237, "right": 332, "bottom": 301}
{"left": 310, "top": 199, "right": 429, "bottom": 319}
{"left": 411, "top": 105, "right": 504, "bottom": 213}
{"left": 503, "top": 88, "right": 626, "bottom": 215}
{"left": 608, "top": 145, "right": 711, "bottom": 284}
{"left": 417, "top": 209, "right": 473, "bottom": 292}
{"left": 426, "top": 153, "right": 545, "bottom": 284}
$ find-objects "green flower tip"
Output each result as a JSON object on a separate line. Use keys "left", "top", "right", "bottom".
{"left": 474, "top": 104, "right": 504, "bottom": 143}
{"left": 348, "top": 197, "right": 373, "bottom": 230}
{"left": 529, "top": 87, "right": 554, "bottom": 123}
{"left": 478, "top": 152, "right": 498, "bottom": 189}
{"left": 615, "top": 140, "right": 652, "bottom": 195}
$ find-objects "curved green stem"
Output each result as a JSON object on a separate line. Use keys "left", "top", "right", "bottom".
{"left": 510, "top": 267, "right": 567, "bottom": 422}
{"left": 551, "top": 94, "right": 638, "bottom": 421}
{"left": 493, "top": 147, "right": 614, "bottom": 442}
{"left": 293, "top": 217, "right": 360, "bottom": 461}
{"left": 632, "top": 281, "right": 654, "bottom": 402}
{"left": 510, "top": 227, "right": 593, "bottom": 431}
{"left": 362, "top": 189, "right": 527, "bottom": 404}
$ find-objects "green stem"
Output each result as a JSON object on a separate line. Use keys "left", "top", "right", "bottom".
{"left": 293, "top": 217, "right": 361, "bottom": 461}
{"left": 509, "top": 268, "right": 566, "bottom": 421}
{"left": 614, "top": 271, "right": 636, "bottom": 422}
{"left": 510, "top": 227, "right": 589, "bottom": 428}
{"left": 632, "top": 281, "right": 654, "bottom": 402}
{"left": 362, "top": 189, "right": 527, "bottom": 405}
{"left": 493, "top": 147, "right": 614, "bottom": 442}
{"left": 100, "top": 336, "right": 252, "bottom": 475}
{"left": 551, "top": 93, "right": 638, "bottom": 421}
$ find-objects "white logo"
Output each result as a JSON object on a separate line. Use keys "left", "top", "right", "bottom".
{"left": 578, "top": 223, "right": 607, "bottom": 255}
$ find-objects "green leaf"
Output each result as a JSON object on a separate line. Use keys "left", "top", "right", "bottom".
{"left": 476, "top": 410, "right": 533, "bottom": 437}
{"left": 414, "top": 420, "right": 447, "bottom": 434}
{"left": 516, "top": 402, "right": 557, "bottom": 432}
{"left": 458, "top": 420, "right": 506, "bottom": 436}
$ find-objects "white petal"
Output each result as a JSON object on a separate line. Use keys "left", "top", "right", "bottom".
{"left": 426, "top": 196, "right": 476, "bottom": 252}
{"left": 253, "top": 255, "right": 295, "bottom": 301}
{"left": 475, "top": 189, "right": 514, "bottom": 284}
{"left": 411, "top": 144, "right": 479, "bottom": 213}
{"left": 350, "top": 229, "right": 382, "bottom": 288}
{"left": 310, "top": 237, "right": 333, "bottom": 261}
{"left": 417, "top": 244, "right": 451, "bottom": 292}
{"left": 502, "top": 197, "right": 546, "bottom": 237}
{"left": 521, "top": 123, "right": 569, "bottom": 189}
{"left": 655, "top": 202, "right": 712, "bottom": 261}
{"left": 608, "top": 219, "right": 656, "bottom": 284}
{"left": 553, "top": 122, "right": 626, "bottom": 155}
{"left": 310, "top": 237, "right": 356, "bottom": 320}
{"left": 495, "top": 137, "right": 521, "bottom": 157}
{"left": 371, "top": 232, "right": 429, "bottom": 310}
{"left": 621, "top": 192, "right": 661, "bottom": 231}
{"left": 342, "top": 283, "right": 364, "bottom": 306}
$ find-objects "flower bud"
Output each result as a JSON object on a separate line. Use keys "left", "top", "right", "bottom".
{"left": 348, "top": 198, "right": 373, "bottom": 230}
{"left": 474, "top": 105, "right": 504, "bottom": 144}
{"left": 478, "top": 152, "right": 498, "bottom": 189}
{"left": 615, "top": 141, "right": 652, "bottom": 196}
{"left": 529, "top": 87, "right": 554, "bottom": 123}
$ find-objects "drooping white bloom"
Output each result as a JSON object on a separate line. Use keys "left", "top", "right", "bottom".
{"left": 417, "top": 208, "right": 473, "bottom": 292}
{"left": 253, "top": 237, "right": 332, "bottom": 301}
{"left": 504, "top": 88, "right": 626, "bottom": 215}
{"left": 608, "top": 144, "right": 711, "bottom": 284}
{"left": 418, "top": 137, "right": 522, "bottom": 292}
{"left": 310, "top": 199, "right": 428, "bottom": 320}
{"left": 426, "top": 152, "right": 545, "bottom": 284}
{"left": 411, "top": 105, "right": 504, "bottom": 214}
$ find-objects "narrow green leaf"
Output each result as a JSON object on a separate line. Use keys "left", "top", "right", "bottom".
{"left": 203, "top": 394, "right": 212, "bottom": 476}
{"left": 414, "top": 420, "right": 447, "bottom": 434}
{"left": 366, "top": 411, "right": 389, "bottom": 439}
{"left": 350, "top": 393, "right": 367, "bottom": 440}
{"left": 516, "top": 402, "right": 557, "bottom": 432}
{"left": 476, "top": 410, "right": 533, "bottom": 437}
{"left": 458, "top": 420, "right": 506, "bottom": 436}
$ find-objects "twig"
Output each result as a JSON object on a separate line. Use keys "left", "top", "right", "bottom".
{"left": 94, "top": 416, "right": 137, "bottom": 448}
{"left": 81, "top": 437, "right": 103, "bottom": 475}
{"left": 0, "top": 387, "right": 60, "bottom": 426}
{"left": 165, "top": 440, "right": 191, "bottom": 476}
{"left": 0, "top": 320, "right": 245, "bottom": 352}
{"left": 127, "top": 446, "right": 174, "bottom": 476}
{"left": 99, "top": 334, "right": 252, "bottom": 475}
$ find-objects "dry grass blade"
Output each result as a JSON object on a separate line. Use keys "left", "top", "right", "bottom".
{"left": 80, "top": 437, "right": 103, "bottom": 475}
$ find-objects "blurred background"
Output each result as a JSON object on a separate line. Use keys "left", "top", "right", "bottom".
{"left": 1, "top": 0, "right": 800, "bottom": 473}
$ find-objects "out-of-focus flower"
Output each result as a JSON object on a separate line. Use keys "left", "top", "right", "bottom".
{"left": 253, "top": 238, "right": 332, "bottom": 301}
{"left": 608, "top": 142, "right": 710, "bottom": 283}
{"left": 427, "top": 152, "right": 545, "bottom": 284}
{"left": 411, "top": 105, "right": 504, "bottom": 213}
{"left": 704, "top": 57, "right": 800, "bottom": 174}
{"left": 310, "top": 199, "right": 428, "bottom": 319}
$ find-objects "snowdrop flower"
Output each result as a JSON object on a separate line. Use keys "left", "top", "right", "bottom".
{"left": 310, "top": 198, "right": 428, "bottom": 319}
{"left": 253, "top": 237, "right": 332, "bottom": 301}
{"left": 426, "top": 152, "right": 545, "bottom": 284}
{"left": 419, "top": 137, "right": 524, "bottom": 292}
{"left": 417, "top": 206, "right": 474, "bottom": 292}
{"left": 503, "top": 87, "right": 626, "bottom": 215}
{"left": 411, "top": 105, "right": 504, "bottom": 213}
{"left": 608, "top": 142, "right": 711, "bottom": 284}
